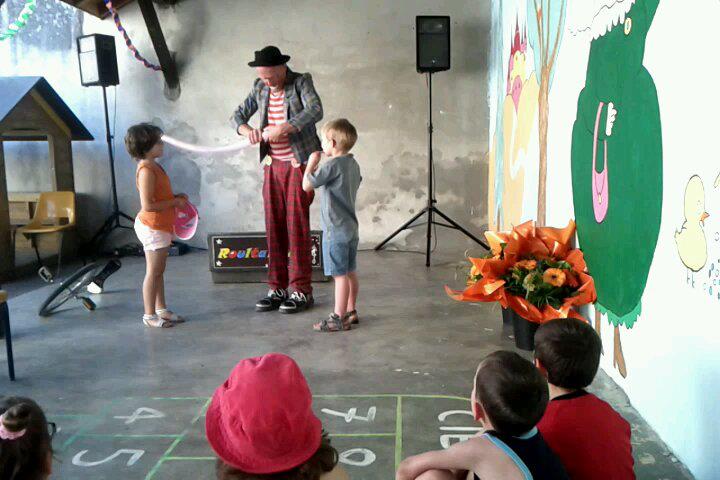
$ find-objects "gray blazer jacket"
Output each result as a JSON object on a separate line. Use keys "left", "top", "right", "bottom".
{"left": 233, "top": 69, "right": 323, "bottom": 164}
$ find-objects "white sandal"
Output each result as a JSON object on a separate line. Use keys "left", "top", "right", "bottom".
{"left": 156, "top": 309, "right": 185, "bottom": 323}
{"left": 143, "top": 315, "right": 173, "bottom": 328}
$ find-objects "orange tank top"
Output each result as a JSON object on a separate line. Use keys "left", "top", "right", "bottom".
{"left": 136, "top": 161, "right": 175, "bottom": 233}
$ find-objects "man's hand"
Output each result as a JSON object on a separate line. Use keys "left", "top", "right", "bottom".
{"left": 264, "top": 123, "right": 298, "bottom": 143}
{"left": 248, "top": 128, "right": 264, "bottom": 144}
{"left": 238, "top": 124, "right": 264, "bottom": 145}
{"left": 263, "top": 125, "right": 285, "bottom": 143}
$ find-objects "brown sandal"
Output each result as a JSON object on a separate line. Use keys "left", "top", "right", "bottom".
{"left": 346, "top": 310, "right": 359, "bottom": 325}
{"left": 313, "top": 314, "right": 351, "bottom": 332}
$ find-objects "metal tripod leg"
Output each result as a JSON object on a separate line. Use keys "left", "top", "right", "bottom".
{"left": 374, "top": 207, "right": 429, "bottom": 251}
{"left": 432, "top": 208, "right": 489, "bottom": 249}
{"left": 119, "top": 211, "right": 135, "bottom": 223}
{"left": 88, "top": 211, "right": 134, "bottom": 254}
{"left": 89, "top": 214, "right": 117, "bottom": 246}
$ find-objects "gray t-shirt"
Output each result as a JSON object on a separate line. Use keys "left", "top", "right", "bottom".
{"left": 308, "top": 154, "right": 362, "bottom": 241}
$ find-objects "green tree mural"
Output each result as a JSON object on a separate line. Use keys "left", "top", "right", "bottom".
{"left": 570, "top": 0, "right": 662, "bottom": 377}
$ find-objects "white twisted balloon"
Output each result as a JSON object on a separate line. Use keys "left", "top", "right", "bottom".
{"left": 161, "top": 135, "right": 250, "bottom": 154}
{"left": 162, "top": 132, "right": 268, "bottom": 154}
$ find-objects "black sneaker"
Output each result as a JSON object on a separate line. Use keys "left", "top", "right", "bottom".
{"left": 255, "top": 288, "right": 288, "bottom": 312}
{"left": 279, "top": 291, "right": 314, "bottom": 314}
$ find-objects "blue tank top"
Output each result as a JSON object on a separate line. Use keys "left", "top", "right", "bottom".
{"left": 474, "top": 427, "right": 569, "bottom": 480}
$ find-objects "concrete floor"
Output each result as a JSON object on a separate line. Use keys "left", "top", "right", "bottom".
{"left": 0, "top": 247, "right": 694, "bottom": 479}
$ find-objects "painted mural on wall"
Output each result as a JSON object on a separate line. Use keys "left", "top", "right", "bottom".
{"left": 675, "top": 176, "right": 709, "bottom": 272}
{"left": 488, "top": 18, "right": 539, "bottom": 231}
{"left": 488, "top": 0, "right": 566, "bottom": 231}
{"left": 570, "top": 0, "right": 662, "bottom": 377}
{"left": 680, "top": 175, "right": 720, "bottom": 303}
{"left": 528, "top": 0, "right": 565, "bottom": 226}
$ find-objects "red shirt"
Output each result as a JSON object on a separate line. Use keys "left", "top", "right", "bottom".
{"left": 537, "top": 390, "right": 635, "bottom": 480}
{"left": 267, "top": 90, "right": 296, "bottom": 162}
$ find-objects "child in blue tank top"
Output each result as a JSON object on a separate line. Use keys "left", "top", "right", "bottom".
{"left": 396, "top": 351, "right": 568, "bottom": 480}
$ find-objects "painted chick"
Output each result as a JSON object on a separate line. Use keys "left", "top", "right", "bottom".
{"left": 675, "top": 175, "right": 709, "bottom": 272}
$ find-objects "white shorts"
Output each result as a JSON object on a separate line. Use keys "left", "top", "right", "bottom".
{"left": 134, "top": 217, "right": 173, "bottom": 251}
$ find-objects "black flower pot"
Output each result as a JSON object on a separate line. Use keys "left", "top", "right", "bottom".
{"left": 510, "top": 310, "right": 539, "bottom": 351}
{"left": 501, "top": 307, "right": 513, "bottom": 325}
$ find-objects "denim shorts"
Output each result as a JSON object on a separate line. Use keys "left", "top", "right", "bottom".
{"left": 323, "top": 237, "right": 359, "bottom": 277}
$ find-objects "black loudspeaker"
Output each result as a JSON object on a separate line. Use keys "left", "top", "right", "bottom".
{"left": 77, "top": 34, "right": 120, "bottom": 87}
{"left": 416, "top": 16, "right": 450, "bottom": 73}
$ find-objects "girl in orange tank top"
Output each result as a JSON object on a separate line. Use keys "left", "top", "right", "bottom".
{"left": 136, "top": 161, "right": 175, "bottom": 232}
{"left": 126, "top": 123, "right": 188, "bottom": 328}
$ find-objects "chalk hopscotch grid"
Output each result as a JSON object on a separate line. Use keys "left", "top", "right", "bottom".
{"left": 50, "top": 394, "right": 472, "bottom": 479}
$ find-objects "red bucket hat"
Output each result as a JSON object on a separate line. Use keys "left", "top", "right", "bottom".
{"left": 205, "top": 353, "right": 322, "bottom": 474}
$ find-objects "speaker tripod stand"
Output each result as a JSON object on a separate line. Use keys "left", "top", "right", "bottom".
{"left": 88, "top": 86, "right": 134, "bottom": 252}
{"left": 375, "top": 72, "right": 488, "bottom": 266}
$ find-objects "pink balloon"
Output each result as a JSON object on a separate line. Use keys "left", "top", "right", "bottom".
{"left": 174, "top": 201, "right": 199, "bottom": 240}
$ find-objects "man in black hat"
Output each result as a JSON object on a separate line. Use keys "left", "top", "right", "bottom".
{"left": 233, "top": 46, "right": 323, "bottom": 314}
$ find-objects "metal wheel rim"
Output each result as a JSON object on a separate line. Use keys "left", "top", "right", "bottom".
{"left": 42, "top": 264, "right": 103, "bottom": 314}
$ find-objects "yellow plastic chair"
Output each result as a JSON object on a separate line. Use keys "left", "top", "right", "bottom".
{"left": 16, "top": 191, "right": 76, "bottom": 282}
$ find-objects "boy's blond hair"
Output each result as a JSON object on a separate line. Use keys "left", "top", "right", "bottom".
{"left": 321, "top": 119, "right": 357, "bottom": 153}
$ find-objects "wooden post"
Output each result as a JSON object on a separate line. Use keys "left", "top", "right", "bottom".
{"left": 136, "top": 0, "right": 180, "bottom": 92}
{"left": 0, "top": 142, "right": 15, "bottom": 280}
{"left": 48, "top": 135, "right": 75, "bottom": 192}
{"left": 48, "top": 135, "right": 77, "bottom": 261}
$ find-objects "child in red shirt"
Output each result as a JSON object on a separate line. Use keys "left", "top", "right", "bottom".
{"left": 534, "top": 318, "right": 635, "bottom": 480}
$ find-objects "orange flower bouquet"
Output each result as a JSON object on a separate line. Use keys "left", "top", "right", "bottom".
{"left": 446, "top": 220, "right": 597, "bottom": 323}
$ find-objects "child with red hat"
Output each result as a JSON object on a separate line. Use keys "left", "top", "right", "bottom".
{"left": 206, "top": 353, "right": 349, "bottom": 479}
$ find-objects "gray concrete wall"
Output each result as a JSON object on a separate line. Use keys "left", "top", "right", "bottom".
{"left": 0, "top": 0, "right": 489, "bottom": 250}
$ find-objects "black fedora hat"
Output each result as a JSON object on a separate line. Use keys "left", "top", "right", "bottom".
{"left": 248, "top": 46, "right": 291, "bottom": 67}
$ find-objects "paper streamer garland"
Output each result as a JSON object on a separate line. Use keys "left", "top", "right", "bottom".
{"left": 0, "top": 0, "right": 37, "bottom": 41}
{"left": 103, "top": 0, "right": 162, "bottom": 71}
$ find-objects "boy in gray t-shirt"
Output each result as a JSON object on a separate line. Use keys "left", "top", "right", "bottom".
{"left": 303, "top": 119, "right": 362, "bottom": 333}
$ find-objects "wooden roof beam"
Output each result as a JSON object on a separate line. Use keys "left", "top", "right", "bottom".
{"left": 57, "top": 0, "right": 136, "bottom": 19}
{"left": 137, "top": 0, "right": 180, "bottom": 97}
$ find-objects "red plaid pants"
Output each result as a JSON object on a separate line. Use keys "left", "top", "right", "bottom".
{"left": 262, "top": 160, "right": 314, "bottom": 294}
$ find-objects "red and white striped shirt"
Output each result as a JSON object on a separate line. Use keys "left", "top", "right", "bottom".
{"left": 267, "top": 90, "right": 296, "bottom": 162}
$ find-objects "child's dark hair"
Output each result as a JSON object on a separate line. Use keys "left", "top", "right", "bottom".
{"left": 474, "top": 351, "right": 549, "bottom": 436}
{"left": 215, "top": 432, "right": 338, "bottom": 480}
{"left": 534, "top": 318, "right": 602, "bottom": 390}
{"left": 125, "top": 123, "right": 163, "bottom": 159}
{"left": 0, "top": 397, "right": 52, "bottom": 480}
